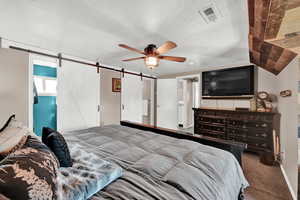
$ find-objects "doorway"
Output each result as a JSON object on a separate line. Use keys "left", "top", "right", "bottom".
{"left": 177, "top": 75, "right": 200, "bottom": 133}
{"left": 33, "top": 63, "right": 57, "bottom": 136}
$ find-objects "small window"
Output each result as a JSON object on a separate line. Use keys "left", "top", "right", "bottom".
{"left": 34, "top": 76, "right": 57, "bottom": 96}
{"left": 45, "top": 79, "right": 57, "bottom": 94}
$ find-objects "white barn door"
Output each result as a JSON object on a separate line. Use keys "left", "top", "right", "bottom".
{"left": 57, "top": 61, "right": 100, "bottom": 131}
{"left": 157, "top": 79, "right": 177, "bottom": 129}
{"left": 121, "top": 74, "right": 143, "bottom": 123}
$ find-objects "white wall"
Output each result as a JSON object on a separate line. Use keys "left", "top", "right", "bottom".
{"left": 0, "top": 48, "right": 29, "bottom": 126}
{"left": 256, "top": 60, "right": 299, "bottom": 199}
{"left": 277, "top": 58, "right": 299, "bottom": 199}
{"left": 100, "top": 69, "right": 121, "bottom": 126}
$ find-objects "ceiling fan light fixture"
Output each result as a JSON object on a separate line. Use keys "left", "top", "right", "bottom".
{"left": 145, "top": 56, "right": 159, "bottom": 69}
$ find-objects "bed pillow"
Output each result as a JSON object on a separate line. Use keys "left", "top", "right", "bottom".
{"left": 42, "top": 127, "right": 53, "bottom": 143}
{"left": 0, "top": 117, "right": 30, "bottom": 156}
{"left": 42, "top": 127, "right": 73, "bottom": 167}
{"left": 0, "top": 136, "right": 59, "bottom": 200}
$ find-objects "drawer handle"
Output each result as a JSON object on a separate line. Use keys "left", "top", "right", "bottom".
{"left": 261, "top": 143, "right": 267, "bottom": 147}
{"left": 262, "top": 133, "right": 267, "bottom": 137}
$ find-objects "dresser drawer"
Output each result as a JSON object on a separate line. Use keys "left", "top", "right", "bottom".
{"left": 227, "top": 120, "right": 271, "bottom": 130}
{"left": 196, "top": 110, "right": 216, "bottom": 116}
{"left": 247, "top": 130, "right": 270, "bottom": 139}
{"left": 227, "top": 128, "right": 246, "bottom": 136}
{"left": 228, "top": 134, "right": 247, "bottom": 143}
{"left": 246, "top": 121, "right": 271, "bottom": 129}
{"left": 199, "top": 129, "right": 225, "bottom": 139}
{"left": 247, "top": 138, "right": 271, "bottom": 150}
{"left": 227, "top": 128, "right": 270, "bottom": 139}
{"left": 198, "top": 124, "right": 225, "bottom": 133}
{"left": 196, "top": 116, "right": 225, "bottom": 125}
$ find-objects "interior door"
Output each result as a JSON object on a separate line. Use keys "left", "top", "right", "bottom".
{"left": 157, "top": 79, "right": 177, "bottom": 129}
{"left": 57, "top": 61, "right": 100, "bottom": 131}
{"left": 121, "top": 74, "right": 143, "bottom": 123}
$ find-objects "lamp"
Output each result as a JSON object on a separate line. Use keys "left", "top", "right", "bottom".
{"left": 144, "top": 56, "right": 159, "bottom": 69}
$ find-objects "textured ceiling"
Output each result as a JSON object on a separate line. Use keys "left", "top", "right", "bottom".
{"left": 0, "top": 0, "right": 250, "bottom": 76}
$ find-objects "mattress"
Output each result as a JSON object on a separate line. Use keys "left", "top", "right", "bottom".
{"left": 64, "top": 125, "right": 249, "bottom": 200}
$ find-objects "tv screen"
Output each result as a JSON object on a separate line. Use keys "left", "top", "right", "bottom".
{"left": 202, "top": 66, "right": 254, "bottom": 97}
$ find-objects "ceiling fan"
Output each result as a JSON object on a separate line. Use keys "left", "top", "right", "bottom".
{"left": 118, "top": 41, "right": 186, "bottom": 69}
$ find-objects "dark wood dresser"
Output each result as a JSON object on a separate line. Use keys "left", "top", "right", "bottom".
{"left": 193, "top": 108, "right": 280, "bottom": 165}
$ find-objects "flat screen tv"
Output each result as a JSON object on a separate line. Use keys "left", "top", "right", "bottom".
{"left": 202, "top": 66, "right": 255, "bottom": 98}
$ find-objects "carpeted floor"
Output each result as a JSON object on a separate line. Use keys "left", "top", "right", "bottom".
{"left": 243, "top": 153, "right": 293, "bottom": 200}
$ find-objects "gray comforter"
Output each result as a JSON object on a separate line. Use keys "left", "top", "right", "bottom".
{"left": 64, "top": 125, "right": 249, "bottom": 200}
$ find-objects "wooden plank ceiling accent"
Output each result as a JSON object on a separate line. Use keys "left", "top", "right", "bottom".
{"left": 287, "top": 0, "right": 300, "bottom": 10}
{"left": 271, "top": 33, "right": 300, "bottom": 48}
{"left": 248, "top": 0, "right": 297, "bottom": 75}
{"left": 264, "top": 0, "right": 287, "bottom": 40}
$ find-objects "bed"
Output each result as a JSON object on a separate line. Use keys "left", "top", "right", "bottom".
{"left": 63, "top": 124, "right": 249, "bottom": 200}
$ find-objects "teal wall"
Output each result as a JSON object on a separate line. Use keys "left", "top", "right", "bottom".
{"left": 34, "top": 65, "right": 57, "bottom": 78}
{"left": 33, "top": 64, "right": 57, "bottom": 136}
{"left": 33, "top": 96, "right": 57, "bottom": 136}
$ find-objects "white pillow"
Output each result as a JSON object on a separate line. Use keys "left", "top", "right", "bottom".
{"left": 0, "top": 119, "right": 30, "bottom": 154}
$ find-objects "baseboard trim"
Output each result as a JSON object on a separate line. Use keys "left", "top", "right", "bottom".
{"left": 280, "top": 164, "right": 297, "bottom": 200}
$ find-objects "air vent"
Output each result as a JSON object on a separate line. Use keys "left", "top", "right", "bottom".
{"left": 198, "top": 3, "right": 222, "bottom": 23}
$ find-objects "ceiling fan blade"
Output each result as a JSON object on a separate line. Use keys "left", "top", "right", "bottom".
{"left": 159, "top": 56, "right": 186, "bottom": 62}
{"left": 118, "top": 44, "right": 146, "bottom": 55}
{"left": 122, "top": 57, "right": 146, "bottom": 62}
{"left": 156, "top": 41, "right": 177, "bottom": 54}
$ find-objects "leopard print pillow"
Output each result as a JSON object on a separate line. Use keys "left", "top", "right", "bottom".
{"left": 0, "top": 136, "right": 59, "bottom": 200}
